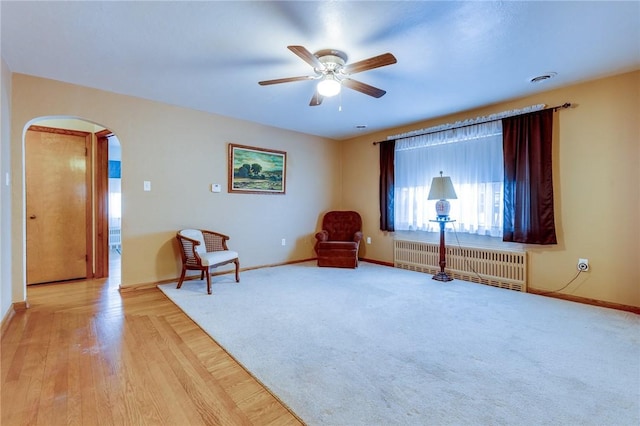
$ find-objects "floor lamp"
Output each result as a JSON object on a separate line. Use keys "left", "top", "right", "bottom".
{"left": 427, "top": 172, "right": 457, "bottom": 282}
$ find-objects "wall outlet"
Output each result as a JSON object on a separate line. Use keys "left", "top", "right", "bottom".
{"left": 577, "top": 258, "right": 589, "bottom": 271}
{"left": 281, "top": 238, "right": 286, "bottom": 246}
{"left": 366, "top": 237, "right": 372, "bottom": 244}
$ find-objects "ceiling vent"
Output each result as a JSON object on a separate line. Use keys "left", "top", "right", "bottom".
{"left": 530, "top": 72, "right": 557, "bottom": 83}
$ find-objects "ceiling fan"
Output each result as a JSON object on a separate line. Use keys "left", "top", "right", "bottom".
{"left": 258, "top": 45, "right": 397, "bottom": 106}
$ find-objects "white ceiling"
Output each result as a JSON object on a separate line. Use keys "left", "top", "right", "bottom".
{"left": 2, "top": 1, "right": 639, "bottom": 140}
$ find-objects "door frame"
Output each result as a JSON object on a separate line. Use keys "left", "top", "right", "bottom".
{"left": 95, "top": 129, "right": 112, "bottom": 278}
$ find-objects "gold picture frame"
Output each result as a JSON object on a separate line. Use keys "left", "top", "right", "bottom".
{"left": 228, "top": 144, "right": 287, "bottom": 194}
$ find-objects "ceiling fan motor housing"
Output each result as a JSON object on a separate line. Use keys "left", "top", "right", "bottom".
{"left": 314, "top": 49, "right": 348, "bottom": 73}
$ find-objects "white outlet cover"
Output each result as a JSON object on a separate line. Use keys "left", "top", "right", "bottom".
{"left": 577, "top": 258, "right": 589, "bottom": 271}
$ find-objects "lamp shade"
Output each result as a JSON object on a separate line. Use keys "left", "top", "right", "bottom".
{"left": 428, "top": 172, "right": 457, "bottom": 219}
{"left": 427, "top": 175, "right": 457, "bottom": 200}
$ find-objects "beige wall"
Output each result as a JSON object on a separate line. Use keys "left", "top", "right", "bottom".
{"left": 341, "top": 70, "right": 640, "bottom": 308}
{"left": 10, "top": 74, "right": 342, "bottom": 295}
{"left": 3, "top": 70, "right": 638, "bottom": 314}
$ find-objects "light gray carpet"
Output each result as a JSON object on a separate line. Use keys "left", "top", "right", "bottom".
{"left": 159, "top": 261, "right": 640, "bottom": 425}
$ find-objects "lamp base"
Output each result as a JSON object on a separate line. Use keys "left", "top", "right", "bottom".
{"left": 432, "top": 271, "right": 453, "bottom": 282}
{"left": 435, "top": 199, "right": 451, "bottom": 217}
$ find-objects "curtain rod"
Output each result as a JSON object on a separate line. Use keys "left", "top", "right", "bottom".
{"left": 372, "top": 102, "right": 572, "bottom": 145}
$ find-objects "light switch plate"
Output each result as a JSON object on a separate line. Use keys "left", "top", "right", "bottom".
{"left": 211, "top": 183, "right": 221, "bottom": 193}
{"left": 143, "top": 181, "right": 151, "bottom": 191}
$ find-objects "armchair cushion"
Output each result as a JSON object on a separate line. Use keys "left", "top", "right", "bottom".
{"left": 316, "top": 241, "right": 359, "bottom": 251}
{"left": 320, "top": 211, "right": 363, "bottom": 242}
{"left": 200, "top": 250, "right": 239, "bottom": 267}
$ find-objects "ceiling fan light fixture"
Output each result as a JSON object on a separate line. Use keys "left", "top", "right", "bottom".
{"left": 317, "top": 75, "right": 341, "bottom": 97}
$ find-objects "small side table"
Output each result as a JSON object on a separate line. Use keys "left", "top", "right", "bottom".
{"left": 429, "top": 219, "right": 455, "bottom": 282}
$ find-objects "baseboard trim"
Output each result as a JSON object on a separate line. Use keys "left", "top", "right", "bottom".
{"left": 0, "top": 306, "right": 16, "bottom": 338}
{"left": 240, "top": 258, "right": 317, "bottom": 272}
{"left": 13, "top": 301, "right": 29, "bottom": 311}
{"left": 528, "top": 288, "right": 640, "bottom": 315}
{"left": 360, "top": 258, "right": 394, "bottom": 267}
{"left": 120, "top": 258, "right": 318, "bottom": 292}
{"left": 118, "top": 260, "right": 639, "bottom": 314}
{"left": 119, "top": 282, "right": 160, "bottom": 292}
{"left": 0, "top": 301, "right": 30, "bottom": 339}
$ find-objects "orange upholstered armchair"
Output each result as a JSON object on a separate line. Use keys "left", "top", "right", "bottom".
{"left": 314, "top": 211, "right": 363, "bottom": 268}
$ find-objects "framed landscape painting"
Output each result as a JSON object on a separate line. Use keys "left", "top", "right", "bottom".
{"left": 228, "top": 144, "right": 286, "bottom": 194}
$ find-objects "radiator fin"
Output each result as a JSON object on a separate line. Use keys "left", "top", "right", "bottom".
{"left": 394, "top": 240, "right": 527, "bottom": 292}
{"left": 109, "top": 227, "right": 121, "bottom": 251}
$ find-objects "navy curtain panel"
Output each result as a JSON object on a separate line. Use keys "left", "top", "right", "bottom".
{"left": 502, "top": 108, "right": 557, "bottom": 244}
{"left": 379, "top": 140, "right": 395, "bottom": 231}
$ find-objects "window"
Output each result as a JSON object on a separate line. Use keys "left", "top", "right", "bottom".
{"left": 394, "top": 120, "right": 504, "bottom": 237}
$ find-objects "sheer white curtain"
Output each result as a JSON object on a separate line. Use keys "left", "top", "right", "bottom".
{"left": 394, "top": 120, "right": 504, "bottom": 237}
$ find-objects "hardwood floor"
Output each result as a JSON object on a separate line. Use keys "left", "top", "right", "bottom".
{"left": 1, "top": 252, "right": 303, "bottom": 425}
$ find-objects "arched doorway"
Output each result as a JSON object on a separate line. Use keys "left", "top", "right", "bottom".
{"left": 24, "top": 117, "right": 122, "bottom": 285}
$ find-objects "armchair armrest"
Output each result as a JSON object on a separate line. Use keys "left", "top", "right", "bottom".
{"left": 315, "top": 230, "right": 329, "bottom": 242}
{"left": 353, "top": 231, "right": 363, "bottom": 243}
{"left": 176, "top": 233, "right": 204, "bottom": 266}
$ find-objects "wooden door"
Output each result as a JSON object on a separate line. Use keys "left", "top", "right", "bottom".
{"left": 25, "top": 126, "right": 92, "bottom": 285}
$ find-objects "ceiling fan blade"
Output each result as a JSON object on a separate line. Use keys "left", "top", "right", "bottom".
{"left": 288, "top": 45, "right": 324, "bottom": 70}
{"left": 343, "top": 53, "right": 397, "bottom": 75}
{"left": 309, "top": 91, "right": 324, "bottom": 106}
{"left": 342, "top": 79, "right": 387, "bottom": 98}
{"left": 258, "top": 76, "right": 315, "bottom": 86}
